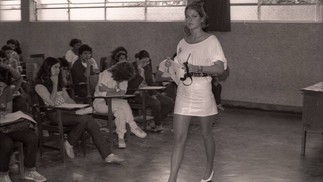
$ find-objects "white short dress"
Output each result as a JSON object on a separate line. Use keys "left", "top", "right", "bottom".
{"left": 174, "top": 35, "right": 227, "bottom": 116}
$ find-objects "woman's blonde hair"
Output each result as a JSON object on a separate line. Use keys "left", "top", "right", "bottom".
{"left": 184, "top": 0, "right": 208, "bottom": 34}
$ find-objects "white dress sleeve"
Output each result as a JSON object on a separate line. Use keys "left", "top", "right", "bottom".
{"left": 208, "top": 36, "right": 227, "bottom": 70}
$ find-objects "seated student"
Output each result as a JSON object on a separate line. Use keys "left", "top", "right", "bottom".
{"left": 0, "top": 51, "right": 27, "bottom": 113}
{"left": 155, "top": 53, "right": 178, "bottom": 101}
{"left": 71, "top": 44, "right": 99, "bottom": 97}
{"left": 100, "top": 46, "right": 128, "bottom": 72}
{"left": 111, "top": 46, "right": 128, "bottom": 64}
{"left": 127, "top": 50, "right": 174, "bottom": 132}
{"left": 65, "top": 38, "right": 82, "bottom": 66}
{"left": 35, "top": 57, "right": 124, "bottom": 163}
{"left": 6, "top": 39, "right": 23, "bottom": 63}
{"left": 93, "top": 61, "right": 147, "bottom": 148}
{"left": 0, "top": 66, "right": 47, "bottom": 182}
{"left": 1, "top": 45, "right": 21, "bottom": 74}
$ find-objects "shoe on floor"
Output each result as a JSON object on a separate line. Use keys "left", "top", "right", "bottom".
{"left": 24, "top": 170, "right": 47, "bottom": 182}
{"left": 217, "top": 104, "right": 224, "bottom": 111}
{"left": 153, "top": 125, "right": 164, "bottom": 133}
{"left": 105, "top": 153, "right": 124, "bottom": 164}
{"left": 64, "top": 140, "right": 75, "bottom": 159}
{"left": 118, "top": 138, "right": 126, "bottom": 149}
{"left": 131, "top": 127, "right": 147, "bottom": 138}
{"left": 0, "top": 175, "right": 12, "bottom": 182}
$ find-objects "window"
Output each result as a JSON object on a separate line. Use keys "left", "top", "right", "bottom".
{"left": 231, "top": 0, "right": 323, "bottom": 22}
{"left": 32, "top": 0, "right": 187, "bottom": 21}
{"left": 0, "top": 0, "right": 20, "bottom": 21}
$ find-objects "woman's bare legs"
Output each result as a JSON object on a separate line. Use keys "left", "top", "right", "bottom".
{"left": 168, "top": 114, "right": 192, "bottom": 182}
{"left": 199, "top": 115, "right": 216, "bottom": 179}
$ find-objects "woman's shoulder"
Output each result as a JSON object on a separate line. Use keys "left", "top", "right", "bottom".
{"left": 181, "top": 33, "right": 215, "bottom": 45}
{"left": 100, "top": 70, "right": 113, "bottom": 79}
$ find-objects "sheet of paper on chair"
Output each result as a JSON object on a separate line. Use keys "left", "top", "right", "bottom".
{"left": 55, "top": 103, "right": 89, "bottom": 109}
{"left": 0, "top": 111, "right": 36, "bottom": 125}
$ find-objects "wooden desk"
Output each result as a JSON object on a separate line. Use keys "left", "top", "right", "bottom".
{"left": 301, "top": 82, "right": 323, "bottom": 155}
{"left": 92, "top": 95, "right": 135, "bottom": 148}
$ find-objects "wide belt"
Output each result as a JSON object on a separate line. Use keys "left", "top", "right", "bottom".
{"left": 189, "top": 72, "right": 208, "bottom": 77}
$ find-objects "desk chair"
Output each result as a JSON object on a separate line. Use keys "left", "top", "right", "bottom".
{"left": 27, "top": 79, "right": 86, "bottom": 163}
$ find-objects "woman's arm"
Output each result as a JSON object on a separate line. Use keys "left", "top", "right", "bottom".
{"left": 35, "top": 84, "right": 57, "bottom": 106}
{"left": 189, "top": 61, "right": 225, "bottom": 76}
{"left": 11, "top": 76, "right": 22, "bottom": 94}
{"left": 98, "top": 84, "right": 116, "bottom": 93}
{"left": 99, "top": 84, "right": 125, "bottom": 96}
{"left": 62, "top": 88, "right": 76, "bottom": 104}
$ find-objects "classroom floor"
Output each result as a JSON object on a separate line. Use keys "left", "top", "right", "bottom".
{"left": 9, "top": 108, "right": 323, "bottom": 182}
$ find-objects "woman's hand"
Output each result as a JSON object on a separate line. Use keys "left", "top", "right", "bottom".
{"left": 50, "top": 75, "right": 59, "bottom": 85}
{"left": 165, "top": 57, "right": 172, "bottom": 68}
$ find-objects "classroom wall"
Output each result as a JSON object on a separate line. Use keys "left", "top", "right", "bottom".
{"left": 0, "top": 19, "right": 322, "bottom": 110}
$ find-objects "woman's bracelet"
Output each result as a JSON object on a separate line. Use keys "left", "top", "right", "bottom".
{"left": 197, "top": 66, "right": 203, "bottom": 72}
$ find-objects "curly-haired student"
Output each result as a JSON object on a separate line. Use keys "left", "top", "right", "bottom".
{"left": 93, "top": 61, "right": 147, "bottom": 149}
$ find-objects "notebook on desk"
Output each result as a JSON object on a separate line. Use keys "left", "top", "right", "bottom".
{"left": 0, "top": 111, "right": 36, "bottom": 126}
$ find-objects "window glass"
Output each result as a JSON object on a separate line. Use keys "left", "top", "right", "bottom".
{"left": 70, "top": 8, "right": 105, "bottom": 20}
{"left": 147, "top": 7, "right": 185, "bottom": 21}
{"left": 261, "top": 5, "right": 317, "bottom": 21}
{"left": 231, "top": 6, "right": 258, "bottom": 21}
{"left": 106, "top": 7, "right": 145, "bottom": 21}
{"left": 37, "top": 9, "right": 68, "bottom": 21}
{"left": 0, "top": 0, "right": 20, "bottom": 21}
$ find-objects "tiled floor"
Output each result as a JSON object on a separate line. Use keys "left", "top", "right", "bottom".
{"left": 9, "top": 108, "right": 323, "bottom": 182}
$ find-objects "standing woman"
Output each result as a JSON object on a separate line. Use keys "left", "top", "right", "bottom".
{"left": 167, "top": 1, "right": 227, "bottom": 182}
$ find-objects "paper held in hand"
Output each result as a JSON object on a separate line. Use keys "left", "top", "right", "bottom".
{"left": 0, "top": 111, "right": 36, "bottom": 125}
{"left": 160, "top": 59, "right": 185, "bottom": 84}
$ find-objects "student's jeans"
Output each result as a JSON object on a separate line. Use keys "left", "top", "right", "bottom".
{"left": 47, "top": 111, "right": 112, "bottom": 159}
{"left": 0, "top": 128, "right": 37, "bottom": 173}
{"left": 133, "top": 93, "right": 174, "bottom": 126}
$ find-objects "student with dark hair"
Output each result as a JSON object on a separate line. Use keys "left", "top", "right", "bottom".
{"left": 166, "top": 1, "right": 227, "bottom": 182}
{"left": 6, "top": 39, "right": 22, "bottom": 55}
{"left": 127, "top": 50, "right": 174, "bottom": 133}
{"left": 111, "top": 46, "right": 128, "bottom": 64}
{"left": 71, "top": 44, "right": 99, "bottom": 97}
{"left": 0, "top": 66, "right": 47, "bottom": 182}
{"left": 35, "top": 57, "right": 124, "bottom": 163}
{"left": 65, "top": 38, "right": 82, "bottom": 66}
{"left": 101, "top": 46, "right": 128, "bottom": 72}
{"left": 1, "top": 45, "right": 21, "bottom": 73}
{"left": 58, "top": 57, "right": 73, "bottom": 88}
{"left": 93, "top": 61, "right": 147, "bottom": 148}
